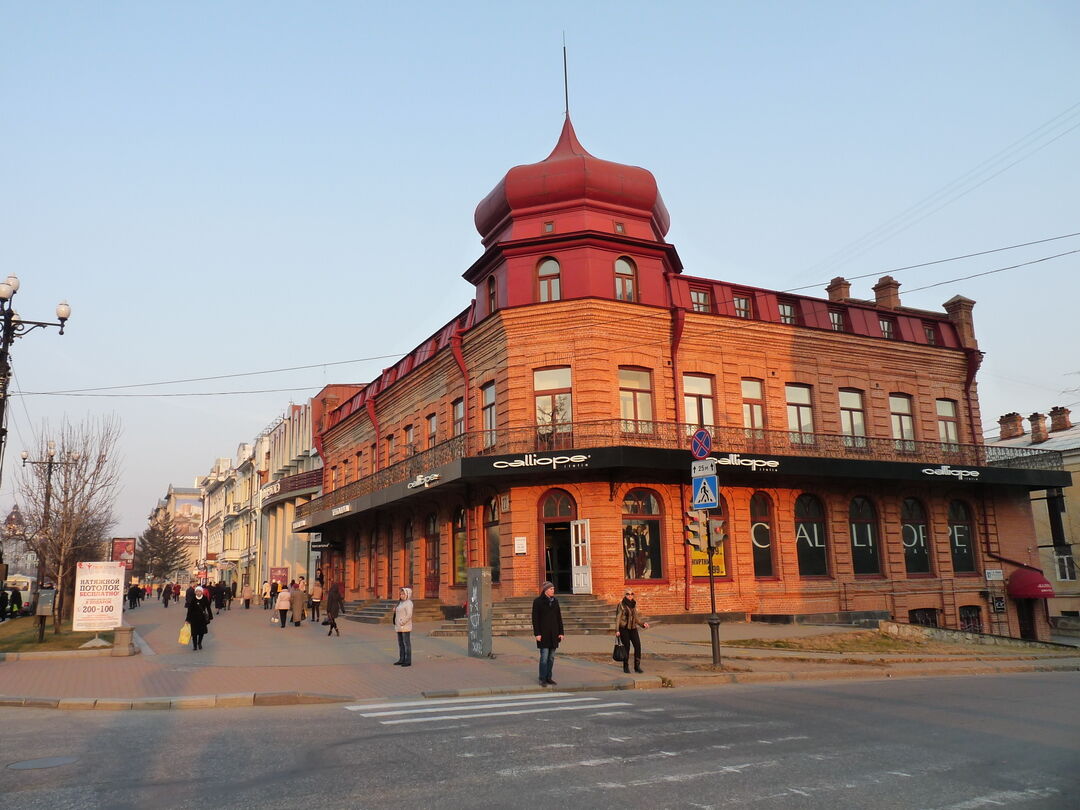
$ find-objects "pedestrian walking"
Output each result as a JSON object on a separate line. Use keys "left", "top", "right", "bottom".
{"left": 261, "top": 581, "right": 271, "bottom": 610}
{"left": 185, "top": 586, "right": 213, "bottom": 651}
{"left": 289, "top": 580, "right": 305, "bottom": 626}
{"left": 127, "top": 583, "right": 140, "bottom": 610}
{"left": 241, "top": 582, "right": 253, "bottom": 609}
{"left": 269, "top": 580, "right": 279, "bottom": 608}
{"left": 393, "top": 587, "right": 414, "bottom": 666}
{"left": 531, "top": 581, "right": 564, "bottom": 687}
{"left": 9, "top": 587, "right": 22, "bottom": 618}
{"left": 615, "top": 588, "right": 649, "bottom": 674}
{"left": 162, "top": 583, "right": 172, "bottom": 609}
{"left": 325, "top": 583, "right": 342, "bottom": 637}
{"left": 309, "top": 580, "right": 323, "bottom": 623}
{"left": 0, "top": 589, "right": 7, "bottom": 623}
{"left": 275, "top": 584, "right": 291, "bottom": 628}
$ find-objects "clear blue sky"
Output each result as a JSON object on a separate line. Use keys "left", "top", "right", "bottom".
{"left": 3, "top": 1, "right": 1078, "bottom": 536}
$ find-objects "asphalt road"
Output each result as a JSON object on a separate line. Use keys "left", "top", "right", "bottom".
{"left": 3, "top": 673, "right": 1077, "bottom": 810}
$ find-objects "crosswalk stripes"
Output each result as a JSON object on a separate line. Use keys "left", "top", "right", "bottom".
{"left": 345, "top": 692, "right": 633, "bottom": 725}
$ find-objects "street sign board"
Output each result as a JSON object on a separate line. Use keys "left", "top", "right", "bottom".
{"left": 691, "top": 458, "right": 717, "bottom": 477}
{"left": 691, "top": 474, "right": 719, "bottom": 509}
{"left": 984, "top": 569, "right": 1004, "bottom": 581}
{"left": 690, "top": 429, "right": 712, "bottom": 460}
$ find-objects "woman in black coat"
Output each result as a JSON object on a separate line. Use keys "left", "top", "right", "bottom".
{"left": 185, "top": 586, "right": 213, "bottom": 651}
{"left": 531, "top": 581, "right": 564, "bottom": 687}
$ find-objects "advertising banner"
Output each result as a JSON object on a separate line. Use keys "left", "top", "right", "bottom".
{"left": 73, "top": 561, "right": 125, "bottom": 632}
{"left": 111, "top": 538, "right": 136, "bottom": 570}
{"left": 269, "top": 567, "right": 289, "bottom": 585}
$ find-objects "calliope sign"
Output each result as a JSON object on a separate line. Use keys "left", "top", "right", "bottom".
{"left": 73, "top": 561, "right": 126, "bottom": 632}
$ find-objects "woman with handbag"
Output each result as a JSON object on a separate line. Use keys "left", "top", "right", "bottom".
{"left": 185, "top": 586, "right": 213, "bottom": 651}
{"left": 615, "top": 588, "right": 649, "bottom": 673}
{"left": 325, "top": 582, "right": 343, "bottom": 637}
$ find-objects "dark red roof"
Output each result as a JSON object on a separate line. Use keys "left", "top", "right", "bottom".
{"left": 474, "top": 116, "right": 670, "bottom": 239}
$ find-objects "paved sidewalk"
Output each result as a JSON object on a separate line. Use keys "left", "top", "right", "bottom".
{"left": 1, "top": 600, "right": 1077, "bottom": 710}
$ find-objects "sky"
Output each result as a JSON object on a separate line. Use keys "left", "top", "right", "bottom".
{"left": 2, "top": 1, "right": 1078, "bottom": 537}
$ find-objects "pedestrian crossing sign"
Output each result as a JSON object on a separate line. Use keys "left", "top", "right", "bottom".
{"left": 692, "top": 474, "right": 719, "bottom": 509}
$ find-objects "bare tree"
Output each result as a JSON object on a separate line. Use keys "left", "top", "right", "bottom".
{"left": 18, "top": 415, "right": 122, "bottom": 629}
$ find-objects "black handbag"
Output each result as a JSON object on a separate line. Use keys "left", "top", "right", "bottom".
{"left": 612, "top": 641, "right": 629, "bottom": 662}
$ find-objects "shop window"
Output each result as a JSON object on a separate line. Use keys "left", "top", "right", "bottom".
{"left": 426, "top": 413, "right": 437, "bottom": 449}
{"left": 485, "top": 498, "right": 500, "bottom": 584}
{"left": 839, "top": 389, "right": 867, "bottom": 448}
{"left": 948, "top": 501, "right": 976, "bottom": 573}
{"left": 615, "top": 257, "right": 637, "bottom": 302}
{"left": 452, "top": 398, "right": 465, "bottom": 437}
{"left": 534, "top": 366, "right": 573, "bottom": 446}
{"left": 683, "top": 374, "right": 715, "bottom": 432}
{"left": 480, "top": 382, "right": 497, "bottom": 449}
{"left": 741, "top": 378, "right": 766, "bottom": 438}
{"left": 794, "top": 494, "right": 829, "bottom": 576}
{"left": 452, "top": 507, "right": 468, "bottom": 585}
{"left": 622, "top": 489, "right": 663, "bottom": 579}
{"left": 1056, "top": 551, "right": 1078, "bottom": 581}
{"left": 936, "top": 399, "right": 960, "bottom": 449}
{"left": 908, "top": 608, "right": 939, "bottom": 628}
{"left": 425, "top": 513, "right": 440, "bottom": 590}
{"left": 537, "top": 257, "right": 561, "bottom": 302}
{"left": 733, "top": 294, "right": 752, "bottom": 319}
{"left": 690, "top": 287, "right": 712, "bottom": 313}
{"left": 619, "top": 367, "right": 654, "bottom": 433}
{"left": 959, "top": 605, "right": 983, "bottom": 633}
{"left": 849, "top": 496, "right": 881, "bottom": 575}
{"left": 890, "top": 394, "right": 916, "bottom": 452}
{"left": 750, "top": 492, "right": 775, "bottom": 578}
{"left": 778, "top": 300, "right": 798, "bottom": 325}
{"left": 901, "top": 497, "right": 931, "bottom": 575}
{"left": 785, "top": 384, "right": 814, "bottom": 444}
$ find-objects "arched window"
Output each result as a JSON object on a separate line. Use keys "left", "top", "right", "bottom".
{"left": 750, "top": 492, "right": 775, "bottom": 578}
{"left": 615, "top": 257, "right": 637, "bottom": 302}
{"left": 424, "top": 513, "right": 440, "bottom": 594}
{"left": 403, "top": 519, "right": 414, "bottom": 588}
{"left": 849, "top": 497, "right": 881, "bottom": 575}
{"left": 452, "top": 507, "right": 468, "bottom": 585}
{"left": 485, "top": 497, "right": 500, "bottom": 584}
{"left": 537, "top": 258, "right": 561, "bottom": 302}
{"left": 794, "top": 494, "right": 829, "bottom": 576}
{"left": 622, "top": 489, "right": 662, "bottom": 579}
{"left": 487, "top": 276, "right": 497, "bottom": 315}
{"left": 901, "top": 498, "right": 931, "bottom": 575}
{"left": 948, "top": 501, "right": 976, "bottom": 573}
{"left": 540, "top": 489, "right": 576, "bottom": 519}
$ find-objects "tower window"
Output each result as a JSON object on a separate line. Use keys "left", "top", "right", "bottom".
{"left": 543, "top": 221, "right": 555, "bottom": 233}
{"left": 615, "top": 257, "right": 637, "bottom": 302}
{"left": 537, "top": 258, "right": 561, "bottom": 302}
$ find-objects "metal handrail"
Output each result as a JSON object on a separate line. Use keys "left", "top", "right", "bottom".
{"left": 296, "top": 421, "right": 1063, "bottom": 519}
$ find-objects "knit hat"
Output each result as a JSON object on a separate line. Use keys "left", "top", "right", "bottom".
{"left": 539, "top": 581, "right": 554, "bottom": 593}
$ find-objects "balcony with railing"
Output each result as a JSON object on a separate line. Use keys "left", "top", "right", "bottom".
{"left": 296, "top": 420, "right": 1063, "bottom": 520}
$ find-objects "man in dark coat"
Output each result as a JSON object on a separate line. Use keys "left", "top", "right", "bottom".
{"left": 531, "top": 581, "right": 564, "bottom": 687}
{"left": 10, "top": 587, "right": 22, "bottom": 618}
{"left": 0, "top": 588, "right": 8, "bottom": 622}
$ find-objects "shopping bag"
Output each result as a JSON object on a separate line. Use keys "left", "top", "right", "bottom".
{"left": 179, "top": 622, "right": 191, "bottom": 645}
{"left": 612, "top": 641, "right": 628, "bottom": 662}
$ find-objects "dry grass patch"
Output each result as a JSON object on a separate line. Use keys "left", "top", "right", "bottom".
{"left": 0, "top": 617, "right": 115, "bottom": 652}
{"left": 720, "top": 630, "right": 988, "bottom": 655}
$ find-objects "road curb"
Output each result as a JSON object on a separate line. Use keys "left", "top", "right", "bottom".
{"left": 0, "top": 691, "right": 354, "bottom": 711}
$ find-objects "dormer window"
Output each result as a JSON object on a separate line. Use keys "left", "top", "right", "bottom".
{"left": 733, "top": 294, "right": 752, "bottom": 319}
{"left": 537, "top": 257, "right": 561, "bottom": 302}
{"left": 778, "top": 300, "right": 798, "bottom": 325}
{"left": 689, "top": 287, "right": 712, "bottom": 313}
{"left": 615, "top": 257, "right": 637, "bottom": 302}
{"left": 829, "top": 310, "right": 845, "bottom": 331}
{"left": 922, "top": 322, "right": 938, "bottom": 345}
{"left": 879, "top": 317, "right": 896, "bottom": 340}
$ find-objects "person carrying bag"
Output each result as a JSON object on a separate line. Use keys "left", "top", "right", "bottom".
{"left": 615, "top": 588, "right": 649, "bottom": 674}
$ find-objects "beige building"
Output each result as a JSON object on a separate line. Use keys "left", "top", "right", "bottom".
{"left": 198, "top": 458, "right": 231, "bottom": 583}
{"left": 990, "top": 407, "right": 1078, "bottom": 618}
{"left": 150, "top": 485, "right": 203, "bottom": 580}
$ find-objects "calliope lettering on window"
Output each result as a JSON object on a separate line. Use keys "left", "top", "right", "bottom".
{"left": 751, "top": 522, "right": 771, "bottom": 549}
{"left": 851, "top": 524, "right": 874, "bottom": 547}
{"left": 795, "top": 523, "right": 825, "bottom": 548}
{"left": 901, "top": 523, "right": 927, "bottom": 549}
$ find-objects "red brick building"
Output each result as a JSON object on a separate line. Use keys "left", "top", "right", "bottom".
{"left": 295, "top": 117, "right": 1069, "bottom": 640}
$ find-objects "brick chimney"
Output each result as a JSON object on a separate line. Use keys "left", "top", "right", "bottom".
{"left": 1049, "top": 406, "right": 1073, "bottom": 432}
{"left": 826, "top": 277, "right": 851, "bottom": 302}
{"left": 872, "top": 275, "right": 901, "bottom": 308}
{"left": 998, "top": 412, "right": 1025, "bottom": 440}
{"left": 1029, "top": 413, "right": 1048, "bottom": 444}
{"left": 943, "top": 295, "right": 978, "bottom": 349}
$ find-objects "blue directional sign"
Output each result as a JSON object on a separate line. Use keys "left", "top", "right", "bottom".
{"left": 691, "top": 474, "right": 719, "bottom": 509}
{"left": 691, "top": 429, "right": 713, "bottom": 460}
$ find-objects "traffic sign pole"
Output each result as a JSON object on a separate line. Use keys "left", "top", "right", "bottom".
{"left": 688, "top": 429, "right": 722, "bottom": 668}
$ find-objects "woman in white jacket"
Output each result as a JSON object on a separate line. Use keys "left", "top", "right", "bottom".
{"left": 393, "top": 587, "right": 414, "bottom": 667}
{"left": 275, "top": 584, "right": 291, "bottom": 629}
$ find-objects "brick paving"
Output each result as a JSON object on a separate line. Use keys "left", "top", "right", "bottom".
{"left": 1, "top": 600, "right": 1077, "bottom": 706}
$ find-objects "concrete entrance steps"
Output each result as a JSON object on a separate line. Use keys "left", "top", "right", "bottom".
{"left": 429, "top": 593, "right": 616, "bottom": 637}
{"left": 342, "top": 598, "right": 445, "bottom": 624}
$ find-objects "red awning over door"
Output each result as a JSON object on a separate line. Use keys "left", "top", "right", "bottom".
{"left": 1006, "top": 569, "right": 1055, "bottom": 599}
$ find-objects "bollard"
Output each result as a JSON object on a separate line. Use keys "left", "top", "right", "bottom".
{"left": 111, "top": 625, "right": 136, "bottom": 656}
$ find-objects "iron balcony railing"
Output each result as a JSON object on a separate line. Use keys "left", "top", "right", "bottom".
{"left": 296, "top": 420, "right": 1063, "bottom": 519}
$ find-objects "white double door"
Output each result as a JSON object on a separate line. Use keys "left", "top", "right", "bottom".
{"left": 570, "top": 518, "right": 592, "bottom": 594}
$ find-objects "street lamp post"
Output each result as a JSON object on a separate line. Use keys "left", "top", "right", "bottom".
{"left": 0, "top": 274, "right": 71, "bottom": 487}
{"left": 21, "top": 442, "right": 80, "bottom": 642}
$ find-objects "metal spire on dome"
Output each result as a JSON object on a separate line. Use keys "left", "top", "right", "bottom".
{"left": 562, "top": 33, "right": 570, "bottom": 118}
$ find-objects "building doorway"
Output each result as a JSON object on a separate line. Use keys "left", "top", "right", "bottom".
{"left": 1016, "top": 599, "right": 1037, "bottom": 640}
{"left": 424, "top": 513, "right": 440, "bottom": 599}
{"left": 540, "top": 489, "right": 576, "bottom": 594}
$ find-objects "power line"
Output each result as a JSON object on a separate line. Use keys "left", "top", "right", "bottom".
{"left": 900, "top": 249, "right": 1078, "bottom": 294}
